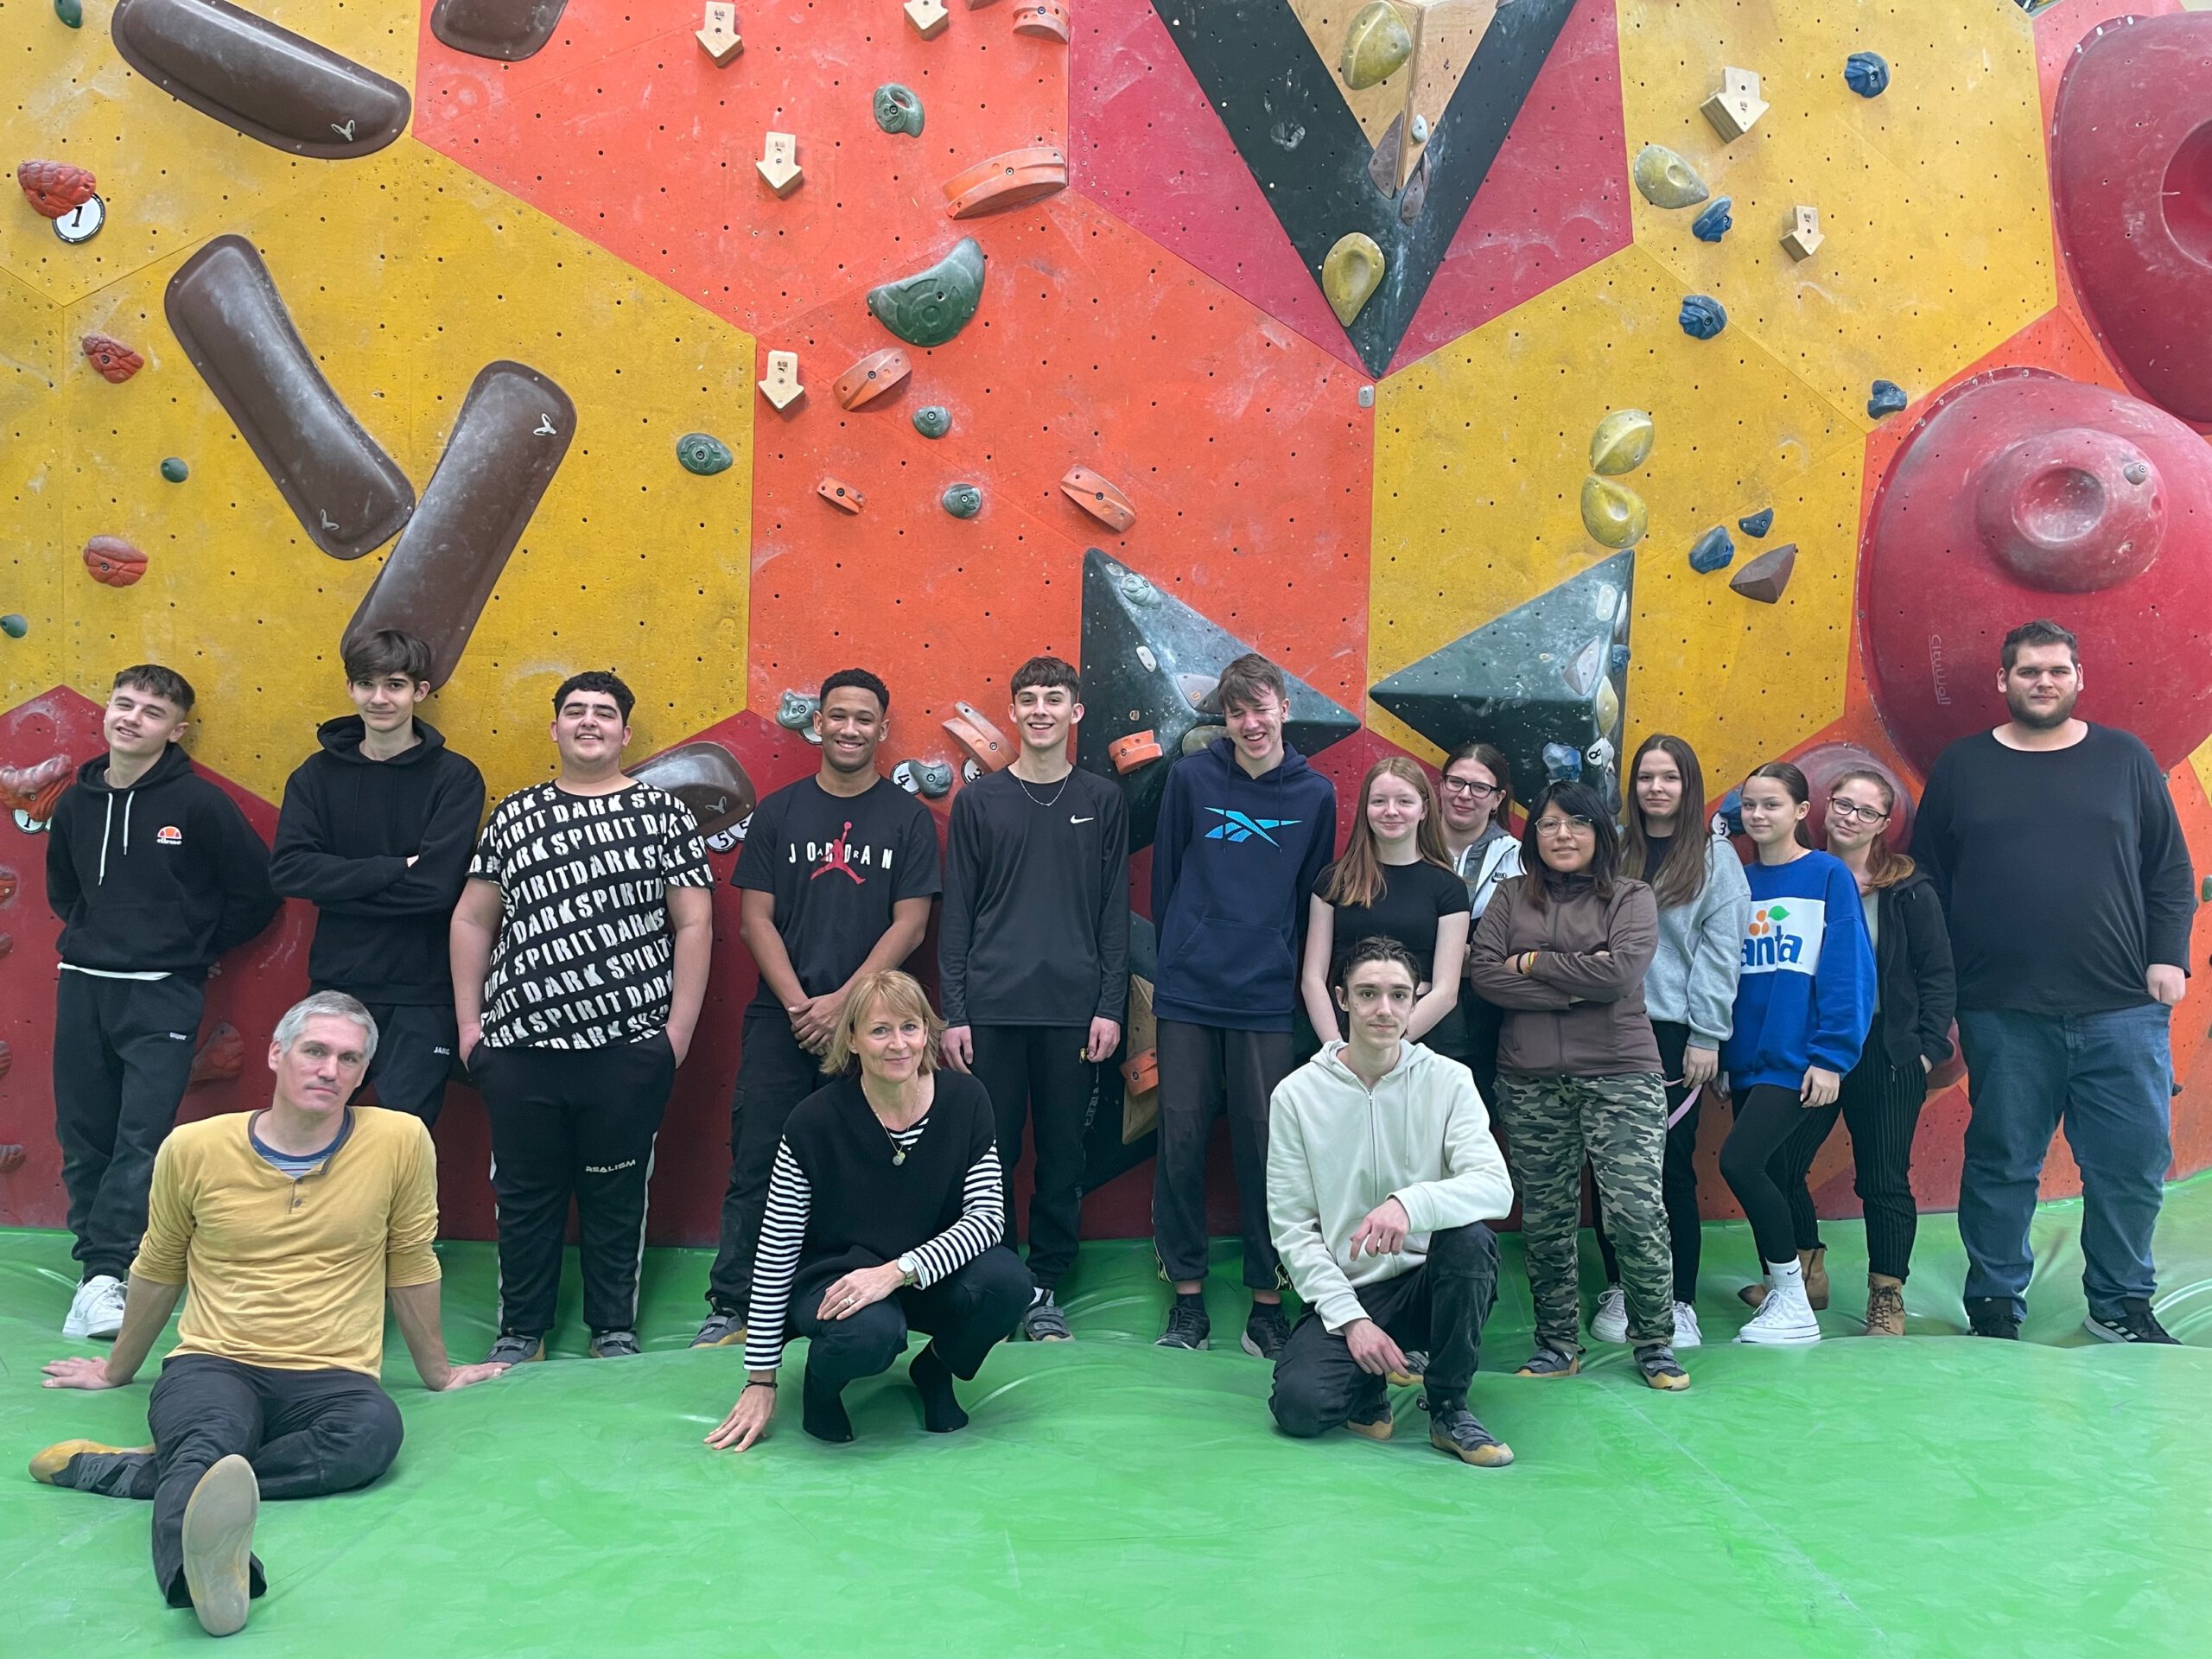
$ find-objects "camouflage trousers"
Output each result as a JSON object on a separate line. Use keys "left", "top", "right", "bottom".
{"left": 1494, "top": 1071, "right": 1675, "bottom": 1350}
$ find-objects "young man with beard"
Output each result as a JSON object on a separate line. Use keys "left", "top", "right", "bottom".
{"left": 45, "top": 665, "right": 280, "bottom": 1341}
{"left": 451, "top": 671, "right": 715, "bottom": 1363}
{"left": 270, "top": 630, "right": 486, "bottom": 1126}
{"left": 940, "top": 656, "right": 1129, "bottom": 1340}
{"left": 1912, "top": 620, "right": 2195, "bottom": 1344}
{"left": 693, "top": 669, "right": 942, "bottom": 1347}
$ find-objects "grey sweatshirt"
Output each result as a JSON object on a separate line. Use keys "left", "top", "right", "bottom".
{"left": 1643, "top": 834, "right": 1752, "bottom": 1046}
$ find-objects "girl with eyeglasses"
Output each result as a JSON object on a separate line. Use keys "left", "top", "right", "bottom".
{"left": 1717, "top": 762, "right": 1875, "bottom": 1344}
{"left": 1467, "top": 781, "right": 1689, "bottom": 1391}
{"left": 1433, "top": 742, "right": 1522, "bottom": 1101}
{"left": 1588, "top": 734, "right": 1750, "bottom": 1351}
{"left": 1747, "top": 769, "right": 1955, "bottom": 1337}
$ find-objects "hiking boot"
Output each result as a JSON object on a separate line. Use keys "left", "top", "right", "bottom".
{"left": 1514, "top": 1343, "right": 1582, "bottom": 1378}
{"left": 1966, "top": 1297, "right": 2021, "bottom": 1340}
{"left": 484, "top": 1332, "right": 546, "bottom": 1366}
{"left": 588, "top": 1329, "right": 641, "bottom": 1358}
{"left": 1425, "top": 1390, "right": 1513, "bottom": 1467}
{"left": 1670, "top": 1301, "right": 1704, "bottom": 1349}
{"left": 690, "top": 1310, "right": 747, "bottom": 1348}
{"left": 2082, "top": 1299, "right": 2180, "bottom": 1345}
{"left": 1865, "top": 1275, "right": 1907, "bottom": 1338}
{"left": 1241, "top": 1302, "right": 1292, "bottom": 1361}
{"left": 30, "top": 1440, "right": 155, "bottom": 1494}
{"left": 62, "top": 1274, "right": 126, "bottom": 1340}
{"left": 1635, "top": 1342, "right": 1692, "bottom": 1391}
{"left": 1590, "top": 1286, "right": 1628, "bottom": 1344}
{"left": 181, "top": 1454, "right": 257, "bottom": 1638}
{"left": 1156, "top": 1294, "right": 1210, "bottom": 1351}
{"left": 1736, "top": 1263, "right": 1821, "bottom": 1345}
{"left": 1020, "top": 1292, "right": 1073, "bottom": 1342}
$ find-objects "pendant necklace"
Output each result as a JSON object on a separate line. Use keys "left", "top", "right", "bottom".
{"left": 875, "top": 1109, "right": 923, "bottom": 1166}
{"left": 1011, "top": 768, "right": 1071, "bottom": 810}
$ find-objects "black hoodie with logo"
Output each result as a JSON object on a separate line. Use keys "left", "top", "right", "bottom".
{"left": 45, "top": 744, "right": 281, "bottom": 979}
{"left": 269, "top": 716, "right": 486, "bottom": 1004}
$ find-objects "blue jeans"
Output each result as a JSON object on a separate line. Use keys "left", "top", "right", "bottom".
{"left": 1955, "top": 1004, "right": 2173, "bottom": 1320}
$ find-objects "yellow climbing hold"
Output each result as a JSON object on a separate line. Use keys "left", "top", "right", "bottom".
{"left": 1338, "top": 2, "right": 1414, "bottom": 92}
{"left": 1322, "top": 232, "right": 1386, "bottom": 327}
{"left": 1580, "top": 475, "right": 1649, "bottom": 550}
{"left": 1630, "top": 143, "right": 1711, "bottom": 210}
{"left": 1590, "top": 409, "right": 1656, "bottom": 476}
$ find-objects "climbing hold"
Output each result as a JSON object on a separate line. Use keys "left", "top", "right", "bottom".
{"left": 1688, "top": 525, "right": 1736, "bottom": 575}
{"left": 867, "top": 237, "right": 987, "bottom": 347}
{"left": 1631, "top": 145, "right": 1709, "bottom": 210}
{"left": 1321, "top": 232, "right": 1386, "bottom": 328}
{"left": 429, "top": 0, "right": 571, "bottom": 62}
{"left": 1, "top": 615, "right": 26, "bottom": 639}
{"left": 894, "top": 759, "right": 954, "bottom": 799}
{"left": 0, "top": 756, "right": 73, "bottom": 822}
{"left": 632, "top": 741, "right": 756, "bottom": 836}
{"left": 757, "top": 131, "right": 802, "bottom": 197}
{"left": 1010, "top": 0, "right": 1069, "bottom": 41}
{"left": 1701, "top": 67, "right": 1769, "bottom": 143}
{"left": 757, "top": 350, "right": 803, "bottom": 410}
{"left": 16, "top": 160, "right": 96, "bottom": 219}
{"left": 1845, "top": 52, "right": 1891, "bottom": 99}
{"left": 160, "top": 457, "right": 189, "bottom": 482}
{"left": 1781, "top": 205, "right": 1824, "bottom": 262}
{"left": 1108, "top": 730, "right": 1164, "bottom": 774}
{"left": 1338, "top": 1, "right": 1413, "bottom": 91}
{"left": 696, "top": 2, "right": 743, "bottom": 66}
{"left": 943, "top": 145, "right": 1068, "bottom": 219}
{"left": 776, "top": 690, "right": 820, "bottom": 733}
{"left": 817, "top": 477, "right": 865, "bottom": 513}
{"left": 1691, "top": 197, "right": 1732, "bottom": 243}
{"left": 833, "top": 347, "right": 913, "bottom": 410}
{"left": 83, "top": 537, "right": 148, "bottom": 587}
{"left": 1580, "top": 476, "right": 1649, "bottom": 550}
{"left": 1713, "top": 786, "right": 1745, "bottom": 839}
{"left": 1738, "top": 507, "right": 1775, "bottom": 538}
{"left": 942, "top": 483, "right": 982, "bottom": 518}
{"left": 1589, "top": 410, "right": 1655, "bottom": 477}
{"left": 1729, "top": 543, "right": 1796, "bottom": 604}
{"left": 0, "top": 1047, "right": 9, "bottom": 1086}
{"left": 0, "top": 1144, "right": 22, "bottom": 1174}
{"left": 1679, "top": 296, "right": 1727, "bottom": 340}
{"left": 1867, "top": 379, "right": 1908, "bottom": 419}
{"left": 2203, "top": 873, "right": 2212, "bottom": 905}
{"left": 874, "top": 85, "right": 925, "bottom": 137}
{"left": 81, "top": 334, "right": 143, "bottom": 383}
{"left": 188, "top": 1023, "right": 245, "bottom": 1090}
{"left": 2124, "top": 461, "right": 2151, "bottom": 486}
{"left": 1541, "top": 743, "right": 1583, "bottom": 785}
{"left": 1062, "top": 467, "right": 1136, "bottom": 533}
{"left": 913, "top": 405, "right": 951, "bottom": 439}
{"left": 56, "top": 0, "right": 83, "bottom": 24}
{"left": 676, "top": 432, "right": 733, "bottom": 475}
{"left": 905, "top": 0, "right": 949, "bottom": 37}
{"left": 944, "top": 702, "right": 1014, "bottom": 772}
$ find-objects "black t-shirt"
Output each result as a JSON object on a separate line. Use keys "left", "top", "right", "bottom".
{"left": 469, "top": 782, "right": 713, "bottom": 1049}
{"left": 732, "top": 776, "right": 942, "bottom": 1012}
{"left": 1313, "top": 857, "right": 1468, "bottom": 986}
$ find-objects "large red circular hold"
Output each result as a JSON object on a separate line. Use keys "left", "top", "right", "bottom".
{"left": 1789, "top": 741, "right": 1917, "bottom": 856}
{"left": 1859, "top": 368, "right": 2212, "bottom": 775}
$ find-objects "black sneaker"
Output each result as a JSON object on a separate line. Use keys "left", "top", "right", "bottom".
{"left": 1965, "top": 1298, "right": 2021, "bottom": 1340}
{"left": 485, "top": 1332, "right": 547, "bottom": 1366}
{"left": 1241, "top": 1302, "right": 1292, "bottom": 1361}
{"left": 1424, "top": 1390, "right": 1513, "bottom": 1467}
{"left": 2082, "top": 1299, "right": 2180, "bottom": 1345}
{"left": 588, "top": 1329, "right": 641, "bottom": 1358}
{"left": 1156, "top": 1294, "right": 1211, "bottom": 1351}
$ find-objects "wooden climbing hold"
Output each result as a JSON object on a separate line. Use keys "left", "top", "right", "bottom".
{"left": 758, "top": 349, "right": 804, "bottom": 410}
{"left": 1729, "top": 543, "right": 1796, "bottom": 604}
{"left": 756, "top": 132, "right": 801, "bottom": 197}
{"left": 1108, "top": 730, "right": 1163, "bottom": 774}
{"left": 1580, "top": 476, "right": 1648, "bottom": 550}
{"left": 16, "top": 160, "right": 96, "bottom": 219}
{"left": 833, "top": 347, "right": 912, "bottom": 410}
{"left": 81, "top": 334, "right": 143, "bottom": 382}
{"left": 1679, "top": 296, "right": 1727, "bottom": 340}
{"left": 1781, "top": 205, "right": 1824, "bottom": 262}
{"left": 1010, "top": 0, "right": 1068, "bottom": 41}
{"left": 1688, "top": 525, "right": 1736, "bottom": 575}
{"left": 867, "top": 238, "right": 987, "bottom": 348}
{"left": 1061, "top": 466, "right": 1136, "bottom": 533}
{"left": 905, "top": 0, "right": 949, "bottom": 38}
{"left": 1589, "top": 410, "right": 1655, "bottom": 477}
{"left": 1338, "top": 1, "right": 1413, "bottom": 91}
{"left": 696, "top": 2, "right": 742, "bottom": 65}
{"left": 942, "top": 145, "right": 1067, "bottom": 219}
{"left": 1631, "top": 145, "right": 1708, "bottom": 210}
{"left": 1321, "top": 232, "right": 1385, "bottom": 327}
{"left": 1692, "top": 198, "right": 1732, "bottom": 244}
{"left": 1701, "top": 67, "right": 1768, "bottom": 143}
{"left": 83, "top": 537, "right": 149, "bottom": 587}
{"left": 943, "top": 702, "right": 1013, "bottom": 772}
{"left": 817, "top": 477, "right": 864, "bottom": 513}
{"left": 874, "top": 84, "right": 925, "bottom": 137}
{"left": 188, "top": 1023, "right": 245, "bottom": 1090}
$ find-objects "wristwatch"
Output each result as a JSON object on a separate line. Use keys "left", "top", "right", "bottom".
{"left": 896, "top": 1252, "right": 920, "bottom": 1287}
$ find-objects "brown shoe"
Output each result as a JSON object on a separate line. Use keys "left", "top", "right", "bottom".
{"left": 1865, "top": 1274, "right": 1906, "bottom": 1337}
{"left": 1802, "top": 1246, "right": 1830, "bottom": 1311}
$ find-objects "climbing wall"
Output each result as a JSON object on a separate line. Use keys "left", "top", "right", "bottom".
{"left": 3, "top": 0, "right": 2210, "bottom": 1245}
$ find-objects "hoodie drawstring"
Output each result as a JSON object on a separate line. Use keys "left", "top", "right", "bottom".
{"left": 98, "top": 793, "right": 114, "bottom": 885}
{"left": 123, "top": 790, "right": 134, "bottom": 855}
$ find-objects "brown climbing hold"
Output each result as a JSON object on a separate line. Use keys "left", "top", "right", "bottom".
{"left": 429, "top": 0, "right": 570, "bottom": 62}
{"left": 0, "top": 868, "right": 17, "bottom": 905}
{"left": 188, "top": 1023, "right": 246, "bottom": 1089}
{"left": 0, "top": 1143, "right": 25, "bottom": 1175}
{"left": 943, "top": 702, "right": 1013, "bottom": 772}
{"left": 817, "top": 477, "right": 864, "bottom": 513}
{"left": 0, "top": 1040, "right": 10, "bottom": 1084}
{"left": 83, "top": 537, "right": 149, "bottom": 588}
{"left": 2, "top": 755, "right": 75, "bottom": 818}
{"left": 1729, "top": 542, "right": 1796, "bottom": 604}
{"left": 81, "top": 334, "right": 143, "bottom": 383}
{"left": 17, "top": 160, "right": 97, "bottom": 219}
{"left": 1121, "top": 1046, "right": 1159, "bottom": 1097}
{"left": 832, "top": 348, "right": 913, "bottom": 410}
{"left": 1108, "top": 730, "right": 1163, "bottom": 774}
{"left": 1061, "top": 467, "right": 1136, "bottom": 533}
{"left": 1011, "top": 0, "right": 1068, "bottom": 41}
{"left": 942, "top": 145, "right": 1068, "bottom": 219}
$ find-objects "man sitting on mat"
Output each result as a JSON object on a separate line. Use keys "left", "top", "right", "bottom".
{"left": 1266, "top": 938, "right": 1517, "bottom": 1466}
{"left": 31, "top": 992, "right": 505, "bottom": 1637}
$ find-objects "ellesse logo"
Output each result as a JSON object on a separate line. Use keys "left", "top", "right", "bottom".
{"left": 155, "top": 825, "right": 182, "bottom": 847}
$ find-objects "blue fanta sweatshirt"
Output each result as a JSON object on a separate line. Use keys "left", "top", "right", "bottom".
{"left": 1150, "top": 738, "right": 1338, "bottom": 1032}
{"left": 1720, "top": 849, "right": 1876, "bottom": 1092}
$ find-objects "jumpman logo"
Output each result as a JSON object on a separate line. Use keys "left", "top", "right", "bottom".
{"left": 1204, "top": 807, "right": 1300, "bottom": 846}
{"left": 810, "top": 821, "right": 866, "bottom": 883}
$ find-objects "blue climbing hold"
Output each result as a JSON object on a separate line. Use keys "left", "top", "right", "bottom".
{"left": 1688, "top": 525, "right": 1736, "bottom": 575}
{"left": 1846, "top": 52, "right": 1891, "bottom": 99}
{"left": 1713, "top": 786, "right": 1745, "bottom": 840}
{"left": 1541, "top": 742, "right": 1583, "bottom": 785}
{"left": 1610, "top": 644, "right": 1631, "bottom": 676}
{"left": 1738, "top": 507, "right": 1775, "bottom": 538}
{"left": 1692, "top": 197, "right": 1733, "bottom": 244}
{"left": 1868, "top": 379, "right": 1909, "bottom": 419}
{"left": 1679, "top": 296, "right": 1727, "bottom": 340}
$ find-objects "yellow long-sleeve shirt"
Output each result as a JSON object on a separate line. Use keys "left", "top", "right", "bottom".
{"left": 130, "top": 1106, "right": 442, "bottom": 1376}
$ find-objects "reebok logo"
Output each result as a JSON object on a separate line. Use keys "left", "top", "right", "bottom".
{"left": 1203, "top": 807, "right": 1300, "bottom": 846}
{"left": 156, "top": 824, "right": 182, "bottom": 847}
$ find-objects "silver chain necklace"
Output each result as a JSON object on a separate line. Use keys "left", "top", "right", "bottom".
{"left": 1011, "top": 768, "right": 1072, "bottom": 809}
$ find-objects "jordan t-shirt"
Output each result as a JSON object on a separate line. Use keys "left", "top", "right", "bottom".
{"left": 469, "top": 782, "right": 713, "bottom": 1049}
{"left": 732, "top": 775, "right": 942, "bottom": 1013}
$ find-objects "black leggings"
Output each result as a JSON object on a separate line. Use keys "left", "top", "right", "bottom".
{"left": 1593, "top": 1020, "right": 1700, "bottom": 1303}
{"left": 1770, "top": 1036, "right": 1929, "bottom": 1281}
{"left": 1718, "top": 1084, "right": 1815, "bottom": 1266}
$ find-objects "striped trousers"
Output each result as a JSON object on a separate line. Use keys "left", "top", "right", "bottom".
{"left": 1772, "top": 1019, "right": 1929, "bottom": 1281}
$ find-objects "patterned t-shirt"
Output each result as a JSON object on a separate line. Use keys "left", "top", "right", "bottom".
{"left": 468, "top": 782, "right": 714, "bottom": 1050}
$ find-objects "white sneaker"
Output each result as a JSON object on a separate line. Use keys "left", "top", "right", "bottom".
{"left": 63, "top": 1274, "right": 126, "bottom": 1340}
{"left": 1590, "top": 1286, "right": 1628, "bottom": 1344}
{"left": 1735, "top": 1263, "right": 1821, "bottom": 1345}
{"left": 1671, "top": 1301, "right": 1703, "bottom": 1350}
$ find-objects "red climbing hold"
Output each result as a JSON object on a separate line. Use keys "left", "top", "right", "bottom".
{"left": 81, "top": 334, "right": 144, "bottom": 382}
{"left": 188, "top": 1022, "right": 247, "bottom": 1090}
{"left": 83, "top": 537, "right": 149, "bottom": 588}
{"left": 16, "top": 159, "right": 97, "bottom": 219}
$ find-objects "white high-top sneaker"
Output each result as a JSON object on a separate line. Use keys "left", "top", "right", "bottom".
{"left": 62, "top": 1274, "right": 125, "bottom": 1340}
{"left": 1670, "top": 1301, "right": 1704, "bottom": 1349}
{"left": 1735, "top": 1261, "right": 1821, "bottom": 1345}
{"left": 1590, "top": 1286, "right": 1628, "bottom": 1344}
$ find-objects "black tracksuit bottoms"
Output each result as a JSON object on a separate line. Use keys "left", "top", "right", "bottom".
{"left": 707, "top": 1012, "right": 826, "bottom": 1316}
{"left": 790, "top": 1246, "right": 1035, "bottom": 1397}
{"left": 353, "top": 999, "right": 461, "bottom": 1126}
{"left": 968, "top": 1024, "right": 1096, "bottom": 1292}
{"left": 1153, "top": 1019, "right": 1294, "bottom": 1290}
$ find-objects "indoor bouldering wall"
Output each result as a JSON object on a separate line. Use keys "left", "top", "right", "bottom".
{"left": 3, "top": 0, "right": 2209, "bottom": 1248}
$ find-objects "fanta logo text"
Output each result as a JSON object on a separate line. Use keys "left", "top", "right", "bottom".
{"left": 1739, "top": 898, "right": 1827, "bottom": 976}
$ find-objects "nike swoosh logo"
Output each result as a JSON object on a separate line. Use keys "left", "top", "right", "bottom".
{"left": 1070, "top": 816, "right": 1094, "bottom": 823}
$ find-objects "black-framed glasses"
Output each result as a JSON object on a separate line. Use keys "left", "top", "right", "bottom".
{"left": 1827, "top": 800, "right": 1890, "bottom": 823}
{"left": 1441, "top": 777, "right": 1502, "bottom": 798}
{"left": 1534, "top": 814, "right": 1597, "bottom": 836}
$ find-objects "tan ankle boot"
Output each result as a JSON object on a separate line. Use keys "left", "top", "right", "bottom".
{"left": 1865, "top": 1274, "right": 1905, "bottom": 1337}
{"left": 1801, "top": 1247, "right": 1829, "bottom": 1310}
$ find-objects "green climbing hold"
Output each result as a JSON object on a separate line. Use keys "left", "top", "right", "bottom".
{"left": 913, "top": 406, "right": 951, "bottom": 439}
{"left": 942, "top": 483, "right": 982, "bottom": 519}
{"left": 1589, "top": 410, "right": 1655, "bottom": 477}
{"left": 1580, "top": 475, "right": 1649, "bottom": 550}
{"left": 1338, "top": 2, "right": 1413, "bottom": 92}
{"left": 1631, "top": 144, "right": 1711, "bottom": 210}
{"left": 160, "top": 457, "right": 188, "bottom": 482}
{"left": 867, "top": 238, "right": 987, "bottom": 349}
{"left": 874, "top": 85, "right": 925, "bottom": 137}
{"left": 0, "top": 613, "right": 27, "bottom": 639}
{"left": 676, "top": 432, "right": 733, "bottom": 475}
{"left": 55, "top": 0, "right": 83, "bottom": 25}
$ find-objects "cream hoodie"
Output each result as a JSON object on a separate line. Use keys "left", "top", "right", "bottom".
{"left": 1267, "top": 1039, "right": 1513, "bottom": 1333}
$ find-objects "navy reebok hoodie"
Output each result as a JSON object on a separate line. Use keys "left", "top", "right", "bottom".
{"left": 1151, "top": 737, "right": 1337, "bottom": 1031}
{"left": 45, "top": 744, "right": 280, "bottom": 979}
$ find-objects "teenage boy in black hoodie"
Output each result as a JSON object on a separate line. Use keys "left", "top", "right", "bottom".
{"left": 270, "top": 630, "right": 486, "bottom": 1126}
{"left": 44, "top": 665, "right": 279, "bottom": 1342}
{"left": 1151, "top": 653, "right": 1337, "bottom": 1360}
